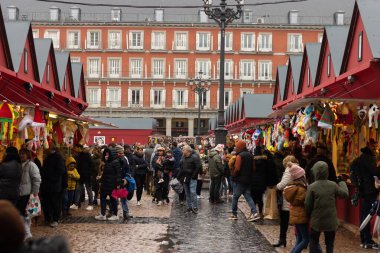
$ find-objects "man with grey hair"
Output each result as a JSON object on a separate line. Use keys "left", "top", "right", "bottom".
{"left": 177, "top": 145, "right": 201, "bottom": 214}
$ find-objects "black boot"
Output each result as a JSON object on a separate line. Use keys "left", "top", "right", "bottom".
{"left": 272, "top": 239, "right": 286, "bottom": 247}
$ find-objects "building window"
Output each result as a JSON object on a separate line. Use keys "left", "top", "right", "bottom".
{"left": 195, "top": 59, "right": 211, "bottom": 78}
{"left": 175, "top": 121, "right": 185, "bottom": 128}
{"left": 218, "top": 32, "right": 233, "bottom": 51}
{"left": 258, "top": 61, "right": 272, "bottom": 80}
{"left": 307, "top": 66, "right": 311, "bottom": 87}
{"left": 241, "top": 33, "right": 255, "bottom": 51}
{"left": 128, "top": 88, "right": 143, "bottom": 106}
{"left": 288, "top": 33, "right": 302, "bottom": 52}
{"left": 173, "top": 89, "right": 187, "bottom": 107}
{"left": 358, "top": 31, "right": 363, "bottom": 62}
{"left": 24, "top": 49, "right": 28, "bottom": 73}
{"left": 67, "top": 31, "right": 80, "bottom": 49}
{"left": 130, "top": 58, "right": 143, "bottom": 78}
{"left": 291, "top": 78, "right": 295, "bottom": 94}
{"left": 217, "top": 60, "right": 233, "bottom": 80}
{"left": 87, "top": 58, "right": 100, "bottom": 78}
{"left": 108, "top": 58, "right": 121, "bottom": 78}
{"left": 88, "top": 88, "right": 101, "bottom": 107}
{"left": 152, "top": 59, "right": 165, "bottom": 78}
{"left": 241, "top": 89, "right": 253, "bottom": 97}
{"left": 243, "top": 10, "right": 253, "bottom": 23}
{"left": 196, "top": 90, "right": 209, "bottom": 108}
{"left": 71, "top": 57, "right": 81, "bottom": 63}
{"left": 44, "top": 30, "right": 60, "bottom": 49}
{"left": 196, "top": 32, "right": 211, "bottom": 51}
{"left": 151, "top": 89, "right": 165, "bottom": 107}
{"left": 240, "top": 60, "right": 255, "bottom": 80}
{"left": 151, "top": 31, "right": 166, "bottom": 50}
{"left": 106, "top": 88, "right": 121, "bottom": 107}
{"left": 224, "top": 90, "right": 232, "bottom": 108}
{"left": 258, "top": 33, "right": 272, "bottom": 52}
{"left": 174, "top": 32, "right": 188, "bottom": 50}
{"left": 129, "top": 31, "right": 144, "bottom": 50}
{"left": 174, "top": 59, "right": 187, "bottom": 79}
{"left": 200, "top": 120, "right": 206, "bottom": 128}
{"left": 327, "top": 53, "right": 331, "bottom": 77}
{"left": 87, "top": 31, "right": 101, "bottom": 49}
{"left": 32, "top": 30, "right": 39, "bottom": 38}
{"left": 46, "top": 63, "right": 50, "bottom": 83}
{"left": 108, "top": 31, "right": 121, "bottom": 49}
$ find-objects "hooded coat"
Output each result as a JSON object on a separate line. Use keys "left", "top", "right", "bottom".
{"left": 100, "top": 148, "right": 121, "bottom": 193}
{"left": 355, "top": 147, "right": 380, "bottom": 197}
{"left": 305, "top": 161, "right": 348, "bottom": 232}
{"left": 208, "top": 150, "right": 224, "bottom": 178}
{"left": 283, "top": 178, "right": 308, "bottom": 225}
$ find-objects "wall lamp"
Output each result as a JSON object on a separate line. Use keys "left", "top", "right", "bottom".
{"left": 46, "top": 91, "right": 54, "bottom": 100}
{"left": 347, "top": 75, "right": 356, "bottom": 85}
{"left": 64, "top": 98, "right": 71, "bottom": 105}
{"left": 24, "top": 82, "right": 33, "bottom": 93}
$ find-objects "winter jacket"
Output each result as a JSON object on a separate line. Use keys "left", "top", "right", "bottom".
{"left": 208, "top": 150, "right": 224, "bottom": 178}
{"left": 264, "top": 151, "right": 279, "bottom": 187}
{"left": 134, "top": 153, "right": 148, "bottom": 175}
{"left": 305, "top": 161, "right": 349, "bottom": 232}
{"left": 41, "top": 152, "right": 67, "bottom": 194}
{"left": 0, "top": 160, "right": 22, "bottom": 201}
{"left": 67, "top": 168, "right": 80, "bottom": 190}
{"left": 100, "top": 151, "right": 121, "bottom": 193}
{"left": 283, "top": 179, "right": 308, "bottom": 225}
{"left": 232, "top": 149, "right": 254, "bottom": 185}
{"left": 354, "top": 147, "right": 380, "bottom": 197}
{"left": 92, "top": 155, "right": 101, "bottom": 181}
{"left": 306, "top": 154, "right": 337, "bottom": 184}
{"left": 119, "top": 156, "right": 132, "bottom": 178}
{"left": 75, "top": 151, "right": 95, "bottom": 183}
{"left": 19, "top": 160, "right": 41, "bottom": 196}
{"left": 178, "top": 151, "right": 201, "bottom": 183}
{"left": 172, "top": 147, "right": 183, "bottom": 169}
{"left": 276, "top": 167, "right": 292, "bottom": 211}
{"left": 163, "top": 155, "right": 175, "bottom": 173}
{"left": 152, "top": 154, "right": 165, "bottom": 172}
{"left": 251, "top": 155, "right": 268, "bottom": 192}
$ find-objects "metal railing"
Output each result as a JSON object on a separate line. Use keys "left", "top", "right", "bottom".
{"left": 87, "top": 101, "right": 216, "bottom": 109}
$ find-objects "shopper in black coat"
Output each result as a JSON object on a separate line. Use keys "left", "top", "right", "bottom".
{"left": 0, "top": 147, "right": 22, "bottom": 205}
{"left": 251, "top": 146, "right": 268, "bottom": 218}
{"left": 133, "top": 147, "right": 148, "bottom": 205}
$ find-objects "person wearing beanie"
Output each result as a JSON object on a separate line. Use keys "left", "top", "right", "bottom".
{"left": 229, "top": 140, "right": 258, "bottom": 222}
{"left": 0, "top": 146, "right": 22, "bottom": 205}
{"left": 63, "top": 157, "right": 80, "bottom": 217}
{"left": 283, "top": 162, "right": 309, "bottom": 253}
{"left": 305, "top": 161, "right": 348, "bottom": 253}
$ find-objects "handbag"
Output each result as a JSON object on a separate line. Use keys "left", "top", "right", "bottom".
{"left": 26, "top": 194, "right": 42, "bottom": 218}
{"left": 112, "top": 188, "right": 128, "bottom": 199}
{"left": 169, "top": 178, "right": 183, "bottom": 194}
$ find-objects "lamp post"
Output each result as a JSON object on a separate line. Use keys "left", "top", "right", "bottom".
{"left": 189, "top": 71, "right": 211, "bottom": 145}
{"left": 203, "top": 0, "right": 244, "bottom": 145}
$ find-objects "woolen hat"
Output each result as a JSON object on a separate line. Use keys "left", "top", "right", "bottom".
{"left": 288, "top": 164, "right": 305, "bottom": 180}
{"left": 236, "top": 140, "right": 246, "bottom": 150}
{"left": 115, "top": 145, "right": 124, "bottom": 154}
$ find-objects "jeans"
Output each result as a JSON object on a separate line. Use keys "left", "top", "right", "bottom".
{"left": 309, "top": 229, "right": 335, "bottom": 253}
{"left": 63, "top": 190, "right": 75, "bottom": 212}
{"left": 220, "top": 177, "right": 228, "bottom": 196}
{"left": 291, "top": 223, "right": 309, "bottom": 253}
{"left": 279, "top": 210, "right": 290, "bottom": 241}
{"left": 231, "top": 181, "right": 257, "bottom": 216}
{"left": 184, "top": 179, "right": 198, "bottom": 209}
{"left": 209, "top": 176, "right": 222, "bottom": 202}
{"left": 360, "top": 196, "right": 376, "bottom": 244}
{"left": 120, "top": 198, "right": 129, "bottom": 215}
{"left": 75, "top": 182, "right": 93, "bottom": 206}
{"left": 100, "top": 191, "right": 117, "bottom": 216}
{"left": 135, "top": 173, "right": 146, "bottom": 201}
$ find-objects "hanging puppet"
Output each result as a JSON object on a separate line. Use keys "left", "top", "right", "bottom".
{"left": 0, "top": 101, "right": 15, "bottom": 144}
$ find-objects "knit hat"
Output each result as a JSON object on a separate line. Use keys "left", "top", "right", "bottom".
{"left": 288, "top": 164, "right": 305, "bottom": 180}
{"left": 65, "top": 156, "right": 76, "bottom": 167}
{"left": 0, "top": 200, "right": 25, "bottom": 251}
{"left": 115, "top": 145, "right": 124, "bottom": 154}
{"left": 236, "top": 140, "right": 246, "bottom": 150}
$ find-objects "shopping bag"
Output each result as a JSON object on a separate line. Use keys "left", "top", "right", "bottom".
{"left": 26, "top": 194, "right": 42, "bottom": 218}
{"left": 169, "top": 178, "right": 183, "bottom": 194}
{"left": 264, "top": 187, "right": 279, "bottom": 220}
{"left": 112, "top": 188, "right": 128, "bottom": 199}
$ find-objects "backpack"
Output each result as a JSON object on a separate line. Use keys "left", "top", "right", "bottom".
{"left": 124, "top": 174, "right": 136, "bottom": 200}
{"left": 349, "top": 157, "right": 361, "bottom": 187}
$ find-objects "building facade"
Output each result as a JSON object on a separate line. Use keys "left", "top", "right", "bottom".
{"left": 3, "top": 3, "right": 351, "bottom": 136}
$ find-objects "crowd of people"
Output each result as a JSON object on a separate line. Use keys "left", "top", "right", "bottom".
{"left": 2, "top": 137, "right": 380, "bottom": 253}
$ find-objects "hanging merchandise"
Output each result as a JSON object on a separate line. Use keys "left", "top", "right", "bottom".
{"left": 318, "top": 104, "right": 335, "bottom": 129}
{"left": 73, "top": 127, "right": 83, "bottom": 146}
{"left": 0, "top": 101, "right": 15, "bottom": 143}
{"left": 60, "top": 120, "right": 78, "bottom": 148}
{"left": 33, "top": 104, "right": 48, "bottom": 149}
{"left": 368, "top": 104, "right": 379, "bottom": 129}
{"left": 52, "top": 121, "right": 63, "bottom": 144}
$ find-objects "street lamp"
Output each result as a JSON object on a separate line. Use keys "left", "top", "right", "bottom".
{"left": 203, "top": 0, "right": 244, "bottom": 145}
{"left": 189, "top": 71, "right": 211, "bottom": 145}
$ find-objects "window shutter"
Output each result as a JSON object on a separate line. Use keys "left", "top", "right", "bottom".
{"left": 239, "top": 61, "right": 242, "bottom": 79}
{"left": 140, "top": 89, "right": 144, "bottom": 105}
{"left": 162, "top": 90, "right": 166, "bottom": 106}
{"left": 257, "top": 34, "right": 261, "bottom": 51}
{"left": 172, "top": 89, "right": 177, "bottom": 107}
{"left": 269, "top": 34, "right": 273, "bottom": 50}
{"left": 210, "top": 34, "right": 213, "bottom": 51}
{"left": 253, "top": 61, "right": 256, "bottom": 80}
{"left": 206, "top": 91, "right": 210, "bottom": 108}
{"left": 269, "top": 62, "right": 272, "bottom": 79}
{"left": 106, "top": 89, "right": 109, "bottom": 107}
{"left": 184, "top": 90, "right": 188, "bottom": 105}
{"left": 97, "top": 89, "right": 101, "bottom": 106}
{"left": 152, "top": 32, "right": 156, "bottom": 49}
{"left": 208, "top": 61, "right": 211, "bottom": 77}
{"left": 150, "top": 89, "right": 154, "bottom": 106}
{"left": 287, "top": 34, "right": 291, "bottom": 51}
{"left": 128, "top": 89, "right": 132, "bottom": 107}
{"left": 196, "top": 33, "right": 199, "bottom": 50}
{"left": 218, "top": 33, "right": 221, "bottom": 51}
{"left": 240, "top": 33, "right": 244, "bottom": 50}
{"left": 252, "top": 33, "right": 255, "bottom": 51}
{"left": 217, "top": 61, "right": 220, "bottom": 77}
{"left": 140, "top": 32, "right": 144, "bottom": 49}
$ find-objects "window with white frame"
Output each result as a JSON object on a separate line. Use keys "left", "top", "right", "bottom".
{"left": 288, "top": 33, "right": 302, "bottom": 52}
{"left": 87, "top": 31, "right": 101, "bottom": 49}
{"left": 129, "top": 31, "right": 144, "bottom": 49}
{"left": 240, "top": 60, "right": 255, "bottom": 80}
{"left": 218, "top": 32, "right": 233, "bottom": 51}
{"left": 174, "top": 59, "right": 187, "bottom": 79}
{"left": 240, "top": 89, "right": 253, "bottom": 97}
{"left": 173, "top": 89, "right": 188, "bottom": 107}
{"left": 44, "top": 30, "right": 60, "bottom": 49}
{"left": 128, "top": 88, "right": 143, "bottom": 106}
{"left": 327, "top": 53, "right": 331, "bottom": 77}
{"left": 174, "top": 32, "right": 188, "bottom": 50}
{"left": 195, "top": 90, "right": 209, "bottom": 108}
{"left": 195, "top": 59, "right": 211, "bottom": 78}
{"left": 241, "top": 33, "right": 255, "bottom": 51}
{"left": 108, "top": 31, "right": 121, "bottom": 49}
{"left": 151, "top": 89, "right": 165, "bottom": 107}
{"left": 106, "top": 88, "right": 121, "bottom": 107}
{"left": 108, "top": 58, "right": 121, "bottom": 78}
{"left": 358, "top": 31, "right": 363, "bottom": 61}
{"left": 71, "top": 57, "right": 81, "bottom": 63}
{"left": 224, "top": 90, "right": 232, "bottom": 107}
{"left": 32, "top": 30, "right": 39, "bottom": 38}
{"left": 87, "top": 88, "right": 101, "bottom": 107}
{"left": 130, "top": 58, "right": 143, "bottom": 78}
{"left": 217, "top": 60, "right": 233, "bottom": 80}
{"left": 152, "top": 59, "right": 165, "bottom": 78}
{"left": 87, "top": 58, "right": 100, "bottom": 78}
{"left": 67, "top": 31, "right": 80, "bottom": 49}
{"left": 258, "top": 61, "right": 272, "bottom": 80}
{"left": 196, "top": 32, "right": 211, "bottom": 51}
{"left": 151, "top": 31, "right": 166, "bottom": 50}
{"left": 258, "top": 33, "right": 272, "bottom": 52}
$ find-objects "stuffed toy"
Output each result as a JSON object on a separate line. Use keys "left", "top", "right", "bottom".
{"left": 281, "top": 115, "right": 291, "bottom": 129}
{"left": 369, "top": 104, "right": 379, "bottom": 128}
{"left": 354, "top": 105, "right": 367, "bottom": 132}
{"left": 303, "top": 104, "right": 315, "bottom": 131}
{"left": 60, "top": 120, "right": 78, "bottom": 147}
{"left": 283, "top": 129, "right": 290, "bottom": 148}
{"left": 243, "top": 129, "right": 254, "bottom": 141}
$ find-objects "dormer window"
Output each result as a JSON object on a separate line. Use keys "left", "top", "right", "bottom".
{"left": 358, "top": 31, "right": 363, "bottom": 62}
